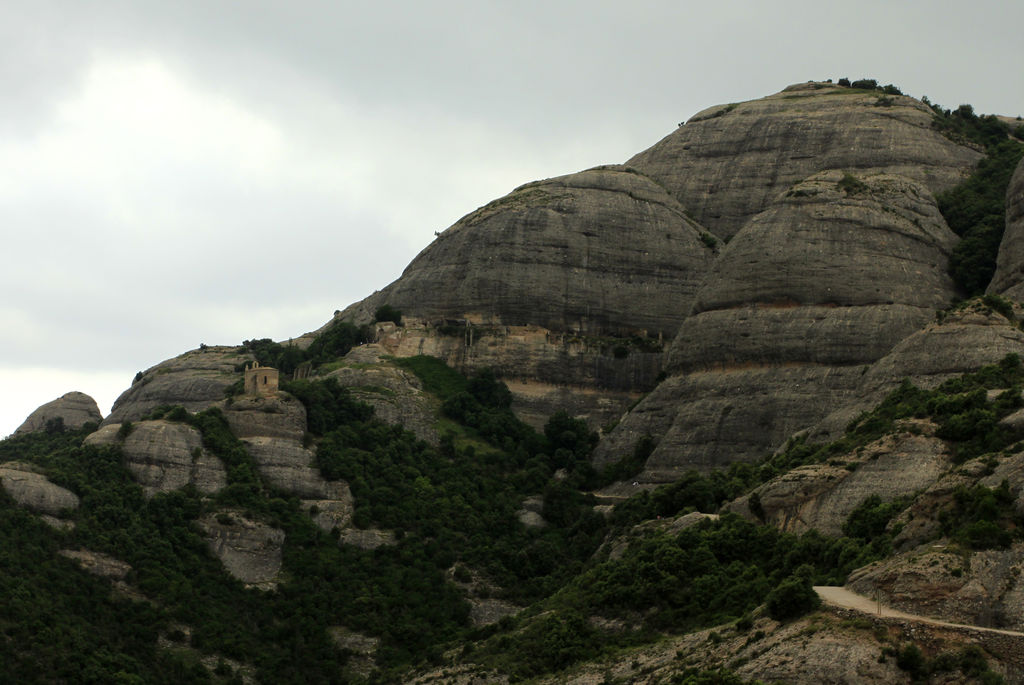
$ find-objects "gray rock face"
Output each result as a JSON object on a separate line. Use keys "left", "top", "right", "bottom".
{"left": 197, "top": 511, "right": 285, "bottom": 589}
{"left": 810, "top": 305, "right": 1024, "bottom": 441}
{"left": 350, "top": 323, "right": 662, "bottom": 431}
{"left": 15, "top": 391, "right": 102, "bottom": 435}
{"left": 628, "top": 81, "right": 982, "bottom": 239}
{"left": 325, "top": 346, "right": 439, "bottom": 444}
{"left": 222, "top": 391, "right": 354, "bottom": 532}
{"left": 988, "top": 156, "right": 1024, "bottom": 299}
{"left": 82, "top": 423, "right": 121, "bottom": 447}
{"left": 339, "top": 165, "right": 714, "bottom": 338}
{"left": 222, "top": 394, "right": 307, "bottom": 442}
{"left": 725, "top": 425, "right": 950, "bottom": 536}
{"left": 0, "top": 461, "right": 79, "bottom": 516}
{"left": 120, "top": 420, "right": 227, "bottom": 496}
{"left": 104, "top": 346, "right": 250, "bottom": 425}
{"left": 595, "top": 172, "right": 959, "bottom": 477}
{"left": 242, "top": 437, "right": 346, "bottom": 500}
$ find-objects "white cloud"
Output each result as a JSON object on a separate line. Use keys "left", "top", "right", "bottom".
{"left": 0, "top": 367, "right": 130, "bottom": 439}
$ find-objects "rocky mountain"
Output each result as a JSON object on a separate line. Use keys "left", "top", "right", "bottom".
{"left": 627, "top": 81, "right": 982, "bottom": 239}
{"left": 6, "top": 80, "right": 1024, "bottom": 683}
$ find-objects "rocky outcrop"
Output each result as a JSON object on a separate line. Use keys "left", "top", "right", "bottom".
{"left": 197, "top": 511, "right": 284, "bottom": 589}
{"left": 222, "top": 393, "right": 307, "bottom": 442}
{"left": 226, "top": 399, "right": 354, "bottom": 532}
{"left": 338, "top": 165, "right": 714, "bottom": 338}
{"left": 810, "top": 304, "right": 1024, "bottom": 441}
{"left": 516, "top": 495, "right": 546, "bottom": 529}
{"left": 988, "top": 156, "right": 1024, "bottom": 299}
{"left": 0, "top": 461, "right": 79, "bottom": 516}
{"left": 848, "top": 542, "right": 1024, "bottom": 632}
{"left": 15, "top": 392, "right": 102, "bottom": 435}
{"left": 58, "top": 549, "right": 132, "bottom": 580}
{"left": 595, "top": 172, "right": 960, "bottom": 478}
{"left": 119, "top": 420, "right": 227, "bottom": 496}
{"left": 325, "top": 345, "right": 439, "bottom": 444}
{"left": 241, "top": 437, "right": 344, "bottom": 500}
{"left": 329, "top": 628, "right": 380, "bottom": 679}
{"left": 347, "top": 323, "right": 662, "bottom": 430}
{"left": 219, "top": 388, "right": 354, "bottom": 533}
{"left": 726, "top": 424, "right": 951, "bottom": 536}
{"left": 628, "top": 81, "right": 982, "bottom": 239}
{"left": 104, "top": 346, "right": 250, "bottom": 425}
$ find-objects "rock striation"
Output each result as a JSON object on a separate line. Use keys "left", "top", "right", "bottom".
{"left": 628, "top": 81, "right": 982, "bottom": 239}
{"left": 988, "top": 156, "right": 1024, "bottom": 299}
{"left": 117, "top": 420, "right": 227, "bottom": 496}
{"left": 339, "top": 165, "right": 714, "bottom": 338}
{"left": 809, "top": 303, "right": 1024, "bottom": 441}
{"left": 725, "top": 423, "right": 951, "bottom": 536}
{"left": 104, "top": 346, "right": 250, "bottom": 425}
{"left": 352, "top": 322, "right": 663, "bottom": 430}
{"left": 15, "top": 392, "right": 102, "bottom": 435}
{"left": 226, "top": 390, "right": 354, "bottom": 533}
{"left": 594, "top": 171, "right": 960, "bottom": 478}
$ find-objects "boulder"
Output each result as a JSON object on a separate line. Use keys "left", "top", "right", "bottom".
{"left": 15, "top": 391, "right": 102, "bottom": 435}
{"left": 120, "top": 420, "right": 226, "bottom": 496}
{"left": 58, "top": 549, "right": 132, "bottom": 580}
{"left": 988, "top": 156, "right": 1024, "bottom": 300}
{"left": 628, "top": 81, "right": 982, "bottom": 239}
{"left": 337, "top": 527, "right": 396, "bottom": 550}
{"left": 0, "top": 461, "right": 79, "bottom": 516}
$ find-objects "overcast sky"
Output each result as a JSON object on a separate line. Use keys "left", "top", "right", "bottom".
{"left": 2, "top": 1, "right": 1023, "bottom": 437}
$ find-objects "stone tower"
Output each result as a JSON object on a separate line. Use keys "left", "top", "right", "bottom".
{"left": 244, "top": 361, "right": 279, "bottom": 396}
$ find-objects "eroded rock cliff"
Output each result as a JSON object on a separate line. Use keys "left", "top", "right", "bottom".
{"left": 628, "top": 81, "right": 982, "bottom": 239}
{"left": 595, "top": 171, "right": 960, "bottom": 478}
{"left": 988, "top": 156, "right": 1024, "bottom": 299}
{"left": 339, "top": 165, "right": 714, "bottom": 338}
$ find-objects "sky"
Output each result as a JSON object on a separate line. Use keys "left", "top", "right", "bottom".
{"left": 3, "top": 0, "right": 1024, "bottom": 437}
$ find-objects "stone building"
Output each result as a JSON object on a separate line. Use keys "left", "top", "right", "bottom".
{"left": 245, "top": 362, "right": 279, "bottom": 396}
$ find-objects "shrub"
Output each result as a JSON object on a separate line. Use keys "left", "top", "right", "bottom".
{"left": 373, "top": 304, "right": 403, "bottom": 325}
{"left": 897, "top": 643, "right": 926, "bottom": 678}
{"left": 766, "top": 574, "right": 821, "bottom": 621}
{"left": 837, "top": 172, "right": 868, "bottom": 195}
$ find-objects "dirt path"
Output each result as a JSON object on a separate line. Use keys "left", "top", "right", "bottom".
{"left": 814, "top": 586, "right": 1024, "bottom": 638}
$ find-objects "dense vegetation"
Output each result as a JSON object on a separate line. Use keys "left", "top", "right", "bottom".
{"left": 6, "top": 343, "right": 1024, "bottom": 680}
{"left": 930, "top": 103, "right": 1024, "bottom": 297}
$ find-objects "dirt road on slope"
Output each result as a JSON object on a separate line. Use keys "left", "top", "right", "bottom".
{"left": 814, "top": 586, "right": 1024, "bottom": 638}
